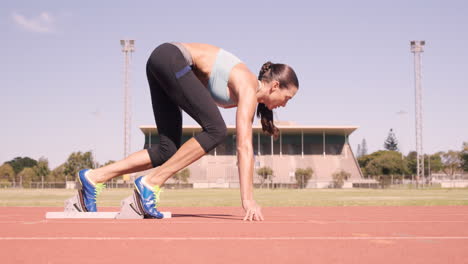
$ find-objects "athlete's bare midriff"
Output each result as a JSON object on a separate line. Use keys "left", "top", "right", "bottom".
{"left": 180, "top": 43, "right": 220, "bottom": 87}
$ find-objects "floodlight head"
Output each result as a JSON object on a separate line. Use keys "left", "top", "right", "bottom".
{"left": 120, "top": 39, "right": 135, "bottom": 52}
{"left": 410, "top": 40, "right": 425, "bottom": 53}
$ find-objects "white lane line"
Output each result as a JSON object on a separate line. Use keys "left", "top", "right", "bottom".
{"left": 1, "top": 220, "right": 468, "bottom": 224}
{"left": 39, "top": 220, "right": 468, "bottom": 224}
{"left": 0, "top": 236, "right": 468, "bottom": 241}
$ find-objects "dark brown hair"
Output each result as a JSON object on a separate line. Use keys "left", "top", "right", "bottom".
{"left": 256, "top": 61, "right": 299, "bottom": 139}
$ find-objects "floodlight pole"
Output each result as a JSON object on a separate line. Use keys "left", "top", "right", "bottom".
{"left": 410, "top": 40, "right": 425, "bottom": 187}
{"left": 120, "top": 40, "right": 135, "bottom": 159}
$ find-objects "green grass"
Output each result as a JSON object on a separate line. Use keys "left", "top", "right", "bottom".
{"left": 0, "top": 188, "right": 467, "bottom": 207}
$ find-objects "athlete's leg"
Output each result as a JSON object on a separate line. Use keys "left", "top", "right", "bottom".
{"left": 87, "top": 150, "right": 153, "bottom": 184}
{"left": 144, "top": 44, "right": 227, "bottom": 186}
{"left": 88, "top": 50, "right": 183, "bottom": 184}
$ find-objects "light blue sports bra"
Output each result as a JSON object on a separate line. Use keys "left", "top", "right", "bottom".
{"left": 208, "top": 49, "right": 242, "bottom": 107}
{"left": 170, "top": 43, "right": 241, "bottom": 107}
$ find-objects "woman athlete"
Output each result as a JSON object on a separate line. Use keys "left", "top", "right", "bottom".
{"left": 77, "top": 42, "right": 299, "bottom": 221}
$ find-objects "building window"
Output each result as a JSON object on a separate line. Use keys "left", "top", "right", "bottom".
{"left": 215, "top": 134, "right": 236, "bottom": 155}
{"left": 144, "top": 131, "right": 346, "bottom": 156}
{"left": 281, "top": 133, "right": 302, "bottom": 155}
{"left": 303, "top": 134, "right": 323, "bottom": 155}
{"left": 253, "top": 133, "right": 272, "bottom": 155}
{"left": 325, "top": 135, "right": 345, "bottom": 155}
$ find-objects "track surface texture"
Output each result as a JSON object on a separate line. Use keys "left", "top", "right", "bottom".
{"left": 1, "top": 206, "right": 468, "bottom": 264}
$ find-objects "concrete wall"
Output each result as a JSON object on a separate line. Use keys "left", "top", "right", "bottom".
{"left": 436, "top": 180, "right": 468, "bottom": 188}
{"left": 161, "top": 142, "right": 363, "bottom": 188}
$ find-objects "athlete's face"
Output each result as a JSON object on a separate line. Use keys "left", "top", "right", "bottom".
{"left": 263, "top": 81, "right": 298, "bottom": 110}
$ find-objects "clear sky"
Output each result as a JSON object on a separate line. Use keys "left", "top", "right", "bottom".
{"left": 2, "top": 0, "right": 467, "bottom": 169}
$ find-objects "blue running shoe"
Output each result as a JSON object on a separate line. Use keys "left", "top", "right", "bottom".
{"left": 134, "top": 176, "right": 164, "bottom": 219}
{"left": 77, "top": 169, "right": 106, "bottom": 212}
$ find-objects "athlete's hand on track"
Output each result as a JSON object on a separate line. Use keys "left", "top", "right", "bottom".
{"left": 242, "top": 200, "right": 264, "bottom": 221}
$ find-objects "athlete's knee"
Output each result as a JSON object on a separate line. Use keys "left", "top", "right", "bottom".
{"left": 209, "top": 123, "right": 228, "bottom": 146}
{"left": 160, "top": 139, "right": 178, "bottom": 161}
{"left": 146, "top": 137, "right": 179, "bottom": 167}
{"left": 195, "top": 122, "right": 227, "bottom": 153}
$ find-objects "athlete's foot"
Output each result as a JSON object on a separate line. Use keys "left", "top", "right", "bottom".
{"left": 134, "top": 176, "right": 164, "bottom": 219}
{"left": 85, "top": 169, "right": 106, "bottom": 184}
{"left": 77, "top": 169, "right": 106, "bottom": 212}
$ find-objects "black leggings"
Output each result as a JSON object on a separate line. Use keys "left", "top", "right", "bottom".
{"left": 145, "top": 43, "right": 227, "bottom": 167}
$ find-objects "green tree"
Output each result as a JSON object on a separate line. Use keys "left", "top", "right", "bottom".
{"left": 358, "top": 151, "right": 388, "bottom": 178}
{"left": 406, "top": 151, "right": 418, "bottom": 176}
{"left": 295, "top": 167, "right": 313, "bottom": 189}
{"left": 363, "top": 151, "right": 408, "bottom": 188}
{"left": 332, "top": 170, "right": 351, "bottom": 188}
{"left": 0, "top": 163, "right": 15, "bottom": 184}
{"left": 461, "top": 142, "right": 468, "bottom": 172}
{"left": 173, "top": 168, "right": 190, "bottom": 185}
{"left": 358, "top": 153, "right": 373, "bottom": 170}
{"left": 33, "top": 157, "right": 50, "bottom": 185}
{"left": 441, "top": 150, "right": 462, "bottom": 177}
{"left": 427, "top": 153, "right": 443, "bottom": 176}
{"left": 49, "top": 164, "right": 66, "bottom": 182}
{"left": 63, "top": 151, "right": 96, "bottom": 181}
{"left": 17, "top": 167, "right": 38, "bottom": 188}
{"left": 406, "top": 152, "right": 443, "bottom": 177}
{"left": 256, "top": 166, "right": 274, "bottom": 188}
{"left": 5, "top": 157, "right": 38, "bottom": 178}
{"left": 384, "top": 129, "right": 399, "bottom": 151}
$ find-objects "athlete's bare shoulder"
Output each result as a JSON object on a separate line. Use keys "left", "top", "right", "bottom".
{"left": 231, "top": 64, "right": 257, "bottom": 86}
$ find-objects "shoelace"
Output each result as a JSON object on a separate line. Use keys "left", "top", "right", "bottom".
{"left": 151, "top": 185, "right": 163, "bottom": 209}
{"left": 93, "top": 183, "right": 106, "bottom": 204}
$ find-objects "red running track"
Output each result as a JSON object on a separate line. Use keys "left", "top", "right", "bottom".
{"left": 1, "top": 206, "right": 468, "bottom": 264}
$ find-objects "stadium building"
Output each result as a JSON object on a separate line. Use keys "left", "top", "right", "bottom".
{"left": 140, "top": 122, "right": 363, "bottom": 188}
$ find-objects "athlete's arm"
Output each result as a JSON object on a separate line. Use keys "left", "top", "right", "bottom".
{"left": 232, "top": 65, "right": 264, "bottom": 221}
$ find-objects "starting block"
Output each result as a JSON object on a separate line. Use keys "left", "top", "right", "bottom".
{"left": 45, "top": 191, "right": 171, "bottom": 219}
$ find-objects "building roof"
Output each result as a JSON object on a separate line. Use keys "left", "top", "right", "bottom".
{"left": 140, "top": 124, "right": 359, "bottom": 136}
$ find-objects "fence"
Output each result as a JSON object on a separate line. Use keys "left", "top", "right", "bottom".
{"left": 254, "top": 183, "right": 297, "bottom": 189}
{"left": 1, "top": 177, "right": 467, "bottom": 190}
{"left": 0, "top": 182, "right": 66, "bottom": 189}
{"left": 0, "top": 181, "right": 194, "bottom": 189}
